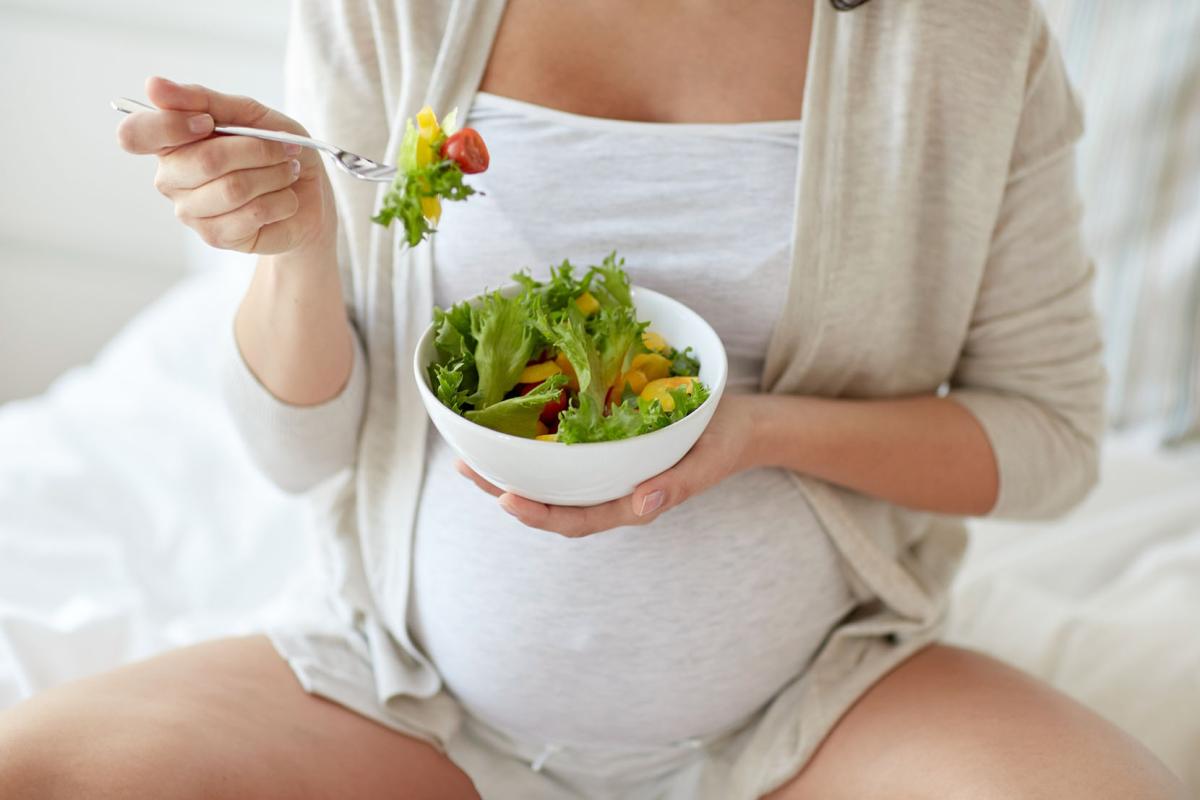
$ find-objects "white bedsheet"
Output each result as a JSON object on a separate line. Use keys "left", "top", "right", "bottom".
{"left": 948, "top": 434, "right": 1200, "bottom": 790}
{"left": 1, "top": 268, "right": 1197, "bottom": 791}
{"left": 0, "top": 267, "right": 325, "bottom": 702}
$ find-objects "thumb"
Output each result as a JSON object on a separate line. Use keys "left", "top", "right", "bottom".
{"left": 145, "top": 76, "right": 296, "bottom": 132}
{"left": 630, "top": 457, "right": 700, "bottom": 519}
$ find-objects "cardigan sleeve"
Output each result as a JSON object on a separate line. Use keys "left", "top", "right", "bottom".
{"left": 221, "top": 321, "right": 367, "bottom": 494}
{"left": 948, "top": 13, "right": 1106, "bottom": 520}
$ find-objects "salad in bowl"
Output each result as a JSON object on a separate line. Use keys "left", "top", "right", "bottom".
{"left": 413, "top": 253, "right": 727, "bottom": 505}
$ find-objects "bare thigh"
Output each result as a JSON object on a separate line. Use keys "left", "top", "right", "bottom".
{"left": 763, "top": 644, "right": 1187, "bottom": 800}
{"left": 0, "top": 636, "right": 480, "bottom": 800}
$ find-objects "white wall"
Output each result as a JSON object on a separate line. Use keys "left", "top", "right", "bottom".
{"left": 0, "top": 0, "right": 288, "bottom": 402}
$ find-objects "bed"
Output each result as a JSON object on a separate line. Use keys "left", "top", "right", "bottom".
{"left": 1, "top": 263, "right": 1197, "bottom": 792}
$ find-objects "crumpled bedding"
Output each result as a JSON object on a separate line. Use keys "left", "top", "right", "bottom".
{"left": 947, "top": 434, "right": 1200, "bottom": 789}
{"left": 1, "top": 267, "right": 1196, "bottom": 791}
{"left": 0, "top": 267, "right": 324, "bottom": 704}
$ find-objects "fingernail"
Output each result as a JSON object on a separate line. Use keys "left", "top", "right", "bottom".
{"left": 637, "top": 490, "right": 665, "bottom": 516}
{"left": 283, "top": 143, "right": 302, "bottom": 156}
{"left": 290, "top": 159, "right": 301, "bottom": 178}
{"left": 187, "top": 114, "right": 212, "bottom": 134}
{"left": 499, "top": 496, "right": 519, "bottom": 517}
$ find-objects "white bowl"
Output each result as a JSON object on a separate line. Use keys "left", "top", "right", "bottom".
{"left": 413, "top": 285, "right": 728, "bottom": 506}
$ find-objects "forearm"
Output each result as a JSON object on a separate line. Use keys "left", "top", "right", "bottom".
{"left": 234, "top": 237, "right": 355, "bottom": 406}
{"left": 746, "top": 393, "right": 999, "bottom": 516}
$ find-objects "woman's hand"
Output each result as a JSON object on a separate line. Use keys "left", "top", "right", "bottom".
{"left": 116, "top": 76, "right": 336, "bottom": 255}
{"left": 457, "top": 388, "right": 1005, "bottom": 532}
{"left": 456, "top": 394, "right": 760, "bottom": 537}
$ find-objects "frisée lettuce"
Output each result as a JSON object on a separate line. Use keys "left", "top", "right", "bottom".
{"left": 427, "top": 252, "right": 710, "bottom": 443}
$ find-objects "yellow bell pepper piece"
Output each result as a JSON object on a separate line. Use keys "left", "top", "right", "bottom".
{"left": 518, "top": 361, "right": 563, "bottom": 384}
{"left": 641, "top": 331, "right": 668, "bottom": 353}
{"left": 573, "top": 291, "right": 601, "bottom": 316}
{"left": 630, "top": 353, "right": 671, "bottom": 381}
{"left": 639, "top": 376, "right": 697, "bottom": 413}
{"left": 535, "top": 433, "right": 559, "bottom": 442}
{"left": 554, "top": 352, "right": 580, "bottom": 391}
{"left": 623, "top": 369, "right": 648, "bottom": 396}
{"left": 415, "top": 106, "right": 442, "bottom": 168}
{"left": 416, "top": 136, "right": 433, "bottom": 168}
{"left": 416, "top": 106, "right": 441, "bottom": 140}
{"left": 420, "top": 195, "right": 442, "bottom": 222}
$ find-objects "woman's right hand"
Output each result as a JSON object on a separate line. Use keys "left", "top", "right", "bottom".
{"left": 116, "top": 76, "right": 336, "bottom": 256}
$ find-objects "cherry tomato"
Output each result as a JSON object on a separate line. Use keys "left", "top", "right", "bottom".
{"left": 440, "top": 128, "right": 490, "bottom": 174}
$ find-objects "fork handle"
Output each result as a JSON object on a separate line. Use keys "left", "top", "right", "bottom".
{"left": 110, "top": 96, "right": 338, "bottom": 155}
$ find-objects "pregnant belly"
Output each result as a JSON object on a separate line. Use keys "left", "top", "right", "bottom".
{"left": 409, "top": 438, "right": 856, "bottom": 749}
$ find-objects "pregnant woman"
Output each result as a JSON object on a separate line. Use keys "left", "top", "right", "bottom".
{"left": 0, "top": 1, "right": 1186, "bottom": 798}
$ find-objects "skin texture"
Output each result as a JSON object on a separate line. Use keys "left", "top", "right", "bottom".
{"left": 0, "top": 640, "right": 1182, "bottom": 799}
{"left": 762, "top": 645, "right": 1188, "bottom": 800}
{"left": 53, "top": 0, "right": 1182, "bottom": 797}
{"left": 479, "top": 0, "right": 811, "bottom": 123}
{"left": 0, "top": 637, "right": 481, "bottom": 800}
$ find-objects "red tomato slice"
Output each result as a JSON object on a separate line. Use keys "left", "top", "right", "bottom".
{"left": 440, "top": 128, "right": 490, "bottom": 174}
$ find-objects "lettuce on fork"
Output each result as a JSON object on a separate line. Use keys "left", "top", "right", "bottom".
{"left": 372, "top": 106, "right": 488, "bottom": 247}
{"left": 427, "top": 252, "right": 710, "bottom": 443}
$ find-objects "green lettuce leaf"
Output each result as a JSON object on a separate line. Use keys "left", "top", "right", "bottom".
{"left": 586, "top": 251, "right": 633, "bottom": 309}
{"left": 666, "top": 345, "right": 701, "bottom": 378}
{"left": 371, "top": 149, "right": 477, "bottom": 247}
{"left": 432, "top": 360, "right": 473, "bottom": 414}
{"left": 557, "top": 381, "right": 711, "bottom": 443}
{"left": 512, "top": 259, "right": 592, "bottom": 315}
{"left": 637, "top": 381, "right": 711, "bottom": 432}
{"left": 466, "top": 374, "right": 567, "bottom": 438}
{"left": 432, "top": 301, "right": 476, "bottom": 360}
{"left": 556, "top": 395, "right": 641, "bottom": 444}
{"left": 510, "top": 271, "right": 540, "bottom": 294}
{"left": 472, "top": 291, "right": 537, "bottom": 408}
{"left": 398, "top": 119, "right": 418, "bottom": 174}
{"left": 531, "top": 292, "right": 644, "bottom": 442}
{"left": 591, "top": 306, "right": 645, "bottom": 392}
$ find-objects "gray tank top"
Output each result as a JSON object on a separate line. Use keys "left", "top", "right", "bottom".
{"left": 409, "top": 92, "right": 856, "bottom": 750}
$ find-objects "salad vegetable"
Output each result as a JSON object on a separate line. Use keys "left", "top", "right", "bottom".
{"left": 371, "top": 106, "right": 490, "bottom": 247}
{"left": 428, "top": 253, "right": 710, "bottom": 444}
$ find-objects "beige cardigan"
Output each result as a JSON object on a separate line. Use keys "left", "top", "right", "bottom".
{"left": 230, "top": 0, "right": 1104, "bottom": 792}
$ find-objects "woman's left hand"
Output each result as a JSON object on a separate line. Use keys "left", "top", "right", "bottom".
{"left": 455, "top": 394, "right": 760, "bottom": 537}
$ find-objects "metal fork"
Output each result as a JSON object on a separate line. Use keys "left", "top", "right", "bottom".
{"left": 110, "top": 96, "right": 398, "bottom": 182}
